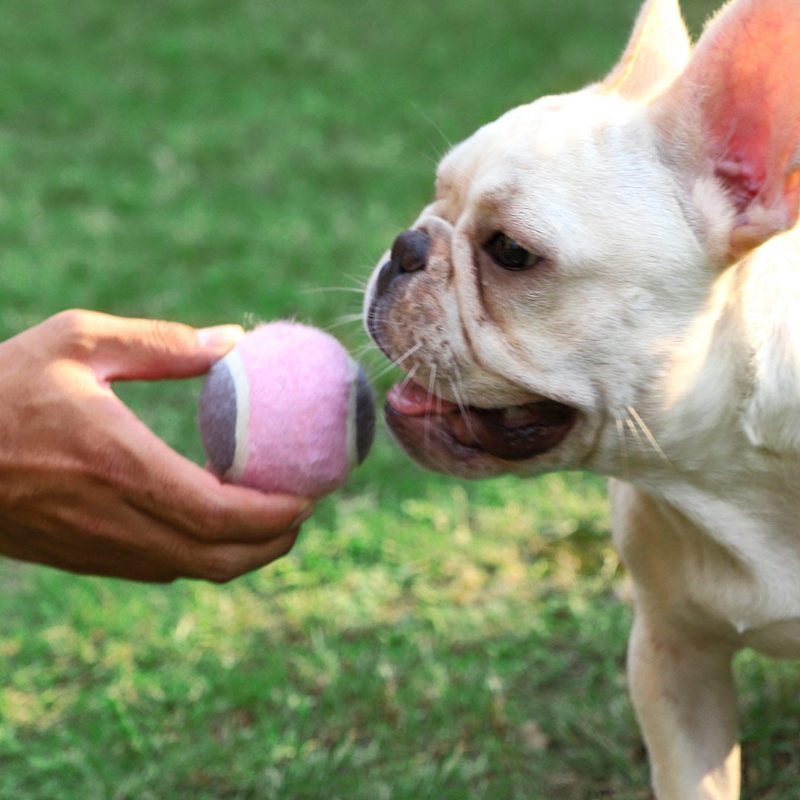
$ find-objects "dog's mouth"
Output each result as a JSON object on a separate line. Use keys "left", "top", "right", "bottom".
{"left": 386, "top": 380, "right": 576, "bottom": 461}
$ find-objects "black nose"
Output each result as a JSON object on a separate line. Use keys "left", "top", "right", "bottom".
{"left": 392, "top": 229, "right": 430, "bottom": 273}
{"left": 375, "top": 229, "right": 431, "bottom": 297}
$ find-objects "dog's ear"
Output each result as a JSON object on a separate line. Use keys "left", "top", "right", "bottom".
{"left": 601, "top": 0, "right": 691, "bottom": 101}
{"left": 651, "top": 0, "right": 800, "bottom": 259}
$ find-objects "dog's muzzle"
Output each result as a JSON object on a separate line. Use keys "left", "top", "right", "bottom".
{"left": 367, "top": 228, "right": 431, "bottom": 350}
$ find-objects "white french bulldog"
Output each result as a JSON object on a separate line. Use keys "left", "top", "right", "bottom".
{"left": 363, "top": 0, "right": 800, "bottom": 797}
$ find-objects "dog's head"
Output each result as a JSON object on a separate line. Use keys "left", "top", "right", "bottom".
{"left": 365, "top": 0, "right": 800, "bottom": 480}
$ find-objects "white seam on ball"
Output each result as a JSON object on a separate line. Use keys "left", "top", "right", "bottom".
{"left": 223, "top": 348, "right": 250, "bottom": 483}
{"left": 346, "top": 357, "right": 358, "bottom": 469}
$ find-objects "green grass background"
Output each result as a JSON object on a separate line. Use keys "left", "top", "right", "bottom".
{"left": 0, "top": 0, "right": 798, "bottom": 797}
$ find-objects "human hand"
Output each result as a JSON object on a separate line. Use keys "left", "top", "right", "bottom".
{"left": 0, "top": 310, "right": 313, "bottom": 582}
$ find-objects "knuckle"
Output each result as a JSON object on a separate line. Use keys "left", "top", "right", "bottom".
{"left": 50, "top": 308, "right": 95, "bottom": 336}
{"left": 48, "top": 309, "right": 99, "bottom": 360}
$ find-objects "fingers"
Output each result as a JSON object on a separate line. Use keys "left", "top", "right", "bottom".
{"left": 0, "top": 309, "right": 312, "bottom": 584}
{"left": 46, "top": 503, "right": 303, "bottom": 583}
{"left": 102, "top": 529, "right": 302, "bottom": 584}
{"left": 62, "top": 318, "right": 316, "bottom": 546}
{"left": 181, "top": 530, "right": 301, "bottom": 584}
{"left": 37, "top": 309, "right": 244, "bottom": 381}
{"left": 128, "top": 475, "right": 314, "bottom": 545}
{"left": 34, "top": 480, "right": 305, "bottom": 583}
{"left": 196, "top": 482, "right": 315, "bottom": 540}
{"left": 91, "top": 390, "right": 314, "bottom": 543}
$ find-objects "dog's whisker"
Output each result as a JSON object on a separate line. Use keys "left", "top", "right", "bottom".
{"left": 323, "top": 313, "right": 364, "bottom": 332}
{"left": 449, "top": 363, "right": 467, "bottom": 402}
{"left": 354, "top": 343, "right": 379, "bottom": 361}
{"left": 398, "top": 363, "right": 420, "bottom": 395}
{"left": 334, "top": 271, "right": 370, "bottom": 290}
{"left": 370, "top": 360, "right": 403, "bottom": 381}
{"left": 301, "top": 286, "right": 367, "bottom": 296}
{"left": 615, "top": 412, "right": 630, "bottom": 479}
{"left": 449, "top": 385, "right": 475, "bottom": 441}
{"left": 410, "top": 145, "right": 448, "bottom": 172}
{"left": 424, "top": 364, "right": 438, "bottom": 448}
{"left": 625, "top": 416, "right": 643, "bottom": 449}
{"left": 626, "top": 405, "right": 671, "bottom": 465}
{"left": 410, "top": 101, "right": 455, "bottom": 151}
{"left": 360, "top": 353, "right": 393, "bottom": 374}
{"left": 449, "top": 369, "right": 477, "bottom": 441}
{"left": 390, "top": 341, "right": 424, "bottom": 369}
{"left": 364, "top": 313, "right": 420, "bottom": 336}
{"left": 368, "top": 341, "right": 423, "bottom": 380}
{"left": 428, "top": 364, "right": 438, "bottom": 397}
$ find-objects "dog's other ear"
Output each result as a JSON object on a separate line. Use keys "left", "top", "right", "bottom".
{"left": 652, "top": 0, "right": 800, "bottom": 260}
{"left": 601, "top": 0, "right": 691, "bottom": 101}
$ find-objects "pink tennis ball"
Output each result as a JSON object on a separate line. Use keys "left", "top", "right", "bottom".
{"left": 198, "top": 322, "right": 375, "bottom": 498}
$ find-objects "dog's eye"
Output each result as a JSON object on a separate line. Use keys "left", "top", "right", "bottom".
{"left": 484, "top": 233, "right": 540, "bottom": 271}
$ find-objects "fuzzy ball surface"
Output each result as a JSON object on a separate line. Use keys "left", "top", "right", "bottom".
{"left": 198, "top": 322, "right": 375, "bottom": 498}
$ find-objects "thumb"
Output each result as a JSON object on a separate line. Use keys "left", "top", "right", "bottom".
{"left": 49, "top": 311, "right": 244, "bottom": 382}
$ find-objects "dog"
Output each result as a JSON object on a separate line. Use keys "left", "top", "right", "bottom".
{"left": 363, "top": 0, "right": 800, "bottom": 797}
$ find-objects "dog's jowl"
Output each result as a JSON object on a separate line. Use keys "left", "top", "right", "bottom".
{"left": 364, "top": 0, "right": 800, "bottom": 798}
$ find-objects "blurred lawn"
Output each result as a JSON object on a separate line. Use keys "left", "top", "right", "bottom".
{"left": 0, "top": 0, "right": 797, "bottom": 798}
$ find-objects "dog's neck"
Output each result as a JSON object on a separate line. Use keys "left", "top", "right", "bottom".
{"left": 621, "top": 228, "right": 800, "bottom": 554}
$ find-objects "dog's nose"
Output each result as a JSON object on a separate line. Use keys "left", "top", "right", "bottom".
{"left": 375, "top": 229, "right": 431, "bottom": 297}
{"left": 391, "top": 229, "right": 430, "bottom": 273}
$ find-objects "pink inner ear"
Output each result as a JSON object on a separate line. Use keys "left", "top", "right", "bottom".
{"left": 684, "top": 0, "right": 800, "bottom": 234}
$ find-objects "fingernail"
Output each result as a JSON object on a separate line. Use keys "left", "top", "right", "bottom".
{"left": 198, "top": 325, "right": 244, "bottom": 357}
{"left": 291, "top": 503, "right": 315, "bottom": 528}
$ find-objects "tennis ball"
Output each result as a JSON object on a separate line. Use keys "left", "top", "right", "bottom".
{"left": 198, "top": 321, "right": 375, "bottom": 498}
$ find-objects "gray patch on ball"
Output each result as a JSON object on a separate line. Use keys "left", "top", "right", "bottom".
{"left": 198, "top": 359, "right": 238, "bottom": 475}
{"left": 354, "top": 365, "right": 376, "bottom": 465}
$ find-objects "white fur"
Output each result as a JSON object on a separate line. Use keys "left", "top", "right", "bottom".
{"left": 364, "top": 0, "right": 800, "bottom": 797}
{"left": 742, "top": 230, "right": 800, "bottom": 454}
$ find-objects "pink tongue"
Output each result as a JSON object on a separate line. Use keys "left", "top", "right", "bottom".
{"left": 387, "top": 381, "right": 459, "bottom": 417}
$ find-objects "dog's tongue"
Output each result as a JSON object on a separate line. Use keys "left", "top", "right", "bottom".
{"left": 387, "top": 381, "right": 458, "bottom": 417}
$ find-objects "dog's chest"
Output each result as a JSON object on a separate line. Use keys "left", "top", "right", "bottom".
{"left": 612, "top": 480, "right": 800, "bottom": 656}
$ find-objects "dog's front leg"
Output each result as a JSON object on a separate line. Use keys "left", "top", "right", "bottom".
{"left": 628, "top": 609, "right": 740, "bottom": 800}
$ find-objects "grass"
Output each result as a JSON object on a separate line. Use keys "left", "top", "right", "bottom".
{"left": 0, "top": 0, "right": 798, "bottom": 797}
